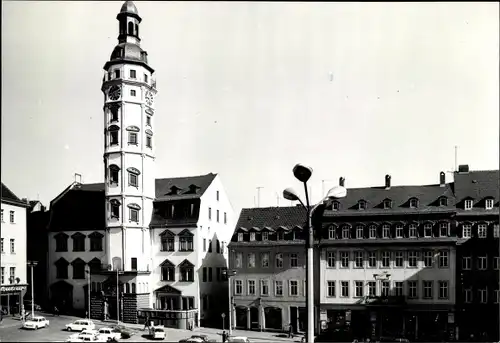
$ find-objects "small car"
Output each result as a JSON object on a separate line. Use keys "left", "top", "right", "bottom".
{"left": 96, "top": 327, "right": 122, "bottom": 341}
{"left": 23, "top": 316, "right": 50, "bottom": 330}
{"left": 66, "top": 320, "right": 96, "bottom": 332}
{"left": 152, "top": 326, "right": 166, "bottom": 340}
{"left": 227, "top": 337, "right": 250, "bottom": 343}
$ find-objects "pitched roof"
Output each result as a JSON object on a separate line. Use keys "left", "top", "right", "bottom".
{"left": 453, "top": 170, "right": 499, "bottom": 201}
{"left": 1, "top": 183, "right": 27, "bottom": 207}
{"left": 324, "top": 183, "right": 456, "bottom": 216}
{"left": 154, "top": 173, "right": 217, "bottom": 201}
{"left": 235, "top": 206, "right": 307, "bottom": 230}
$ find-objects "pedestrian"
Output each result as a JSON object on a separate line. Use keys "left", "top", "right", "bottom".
{"left": 222, "top": 330, "right": 227, "bottom": 343}
{"left": 143, "top": 315, "right": 150, "bottom": 331}
{"left": 54, "top": 306, "right": 59, "bottom": 317}
{"left": 288, "top": 323, "right": 293, "bottom": 338}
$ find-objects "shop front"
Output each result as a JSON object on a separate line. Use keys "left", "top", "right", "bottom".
{"left": 1, "top": 284, "right": 28, "bottom": 316}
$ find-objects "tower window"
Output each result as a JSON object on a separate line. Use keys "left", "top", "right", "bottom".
{"left": 107, "top": 71, "right": 112, "bottom": 81}
{"left": 129, "top": 173, "right": 138, "bottom": 188}
{"left": 146, "top": 136, "right": 152, "bottom": 148}
{"left": 110, "top": 107, "right": 119, "bottom": 122}
{"left": 129, "top": 209, "right": 139, "bottom": 223}
{"left": 130, "top": 70, "right": 136, "bottom": 79}
{"left": 135, "top": 24, "right": 139, "bottom": 37}
{"left": 130, "top": 90, "right": 136, "bottom": 97}
{"left": 109, "top": 165, "right": 120, "bottom": 184}
{"left": 115, "top": 70, "right": 120, "bottom": 79}
{"left": 128, "top": 132, "right": 138, "bottom": 145}
{"left": 110, "top": 131, "right": 119, "bottom": 146}
{"left": 128, "top": 22, "right": 134, "bottom": 35}
{"left": 144, "top": 74, "right": 148, "bottom": 83}
{"left": 110, "top": 200, "right": 120, "bottom": 218}
{"left": 146, "top": 116, "right": 151, "bottom": 126}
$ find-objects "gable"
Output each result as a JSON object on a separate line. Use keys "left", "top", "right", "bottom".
{"left": 178, "top": 259, "right": 194, "bottom": 267}
{"left": 71, "top": 258, "right": 86, "bottom": 265}
{"left": 54, "top": 258, "right": 69, "bottom": 266}
{"left": 178, "top": 229, "right": 194, "bottom": 237}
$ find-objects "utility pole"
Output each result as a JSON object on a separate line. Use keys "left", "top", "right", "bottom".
{"left": 256, "top": 187, "right": 263, "bottom": 208}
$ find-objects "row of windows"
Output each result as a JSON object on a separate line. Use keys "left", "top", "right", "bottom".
{"left": 109, "top": 201, "right": 142, "bottom": 223}
{"left": 159, "top": 232, "right": 194, "bottom": 252}
{"left": 202, "top": 267, "right": 227, "bottom": 282}
{"left": 108, "top": 130, "right": 153, "bottom": 148}
{"left": 325, "top": 280, "right": 451, "bottom": 300}
{"left": 0, "top": 209, "right": 15, "bottom": 223}
{"left": 236, "top": 230, "right": 301, "bottom": 242}
{"left": 54, "top": 233, "right": 103, "bottom": 252}
{"left": 0, "top": 267, "right": 16, "bottom": 284}
{"left": 234, "top": 252, "right": 302, "bottom": 269}
{"left": 107, "top": 104, "right": 152, "bottom": 128}
{"left": 325, "top": 250, "right": 450, "bottom": 269}
{"left": 233, "top": 279, "right": 305, "bottom": 297}
{"left": 109, "top": 168, "right": 144, "bottom": 188}
{"left": 208, "top": 207, "right": 227, "bottom": 224}
{"left": 90, "top": 280, "right": 149, "bottom": 294}
{"left": 159, "top": 261, "right": 195, "bottom": 282}
{"left": 463, "top": 287, "right": 500, "bottom": 304}
{"left": 107, "top": 69, "right": 149, "bottom": 83}
{"left": 462, "top": 256, "right": 500, "bottom": 270}
{"left": 0, "top": 238, "right": 16, "bottom": 254}
{"left": 335, "top": 197, "right": 496, "bottom": 211}
{"left": 56, "top": 257, "right": 141, "bottom": 278}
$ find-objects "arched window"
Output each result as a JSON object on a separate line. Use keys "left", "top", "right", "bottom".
{"left": 131, "top": 283, "right": 136, "bottom": 293}
{"left": 120, "top": 21, "right": 126, "bottom": 35}
{"left": 135, "top": 24, "right": 139, "bottom": 37}
{"left": 125, "top": 283, "right": 130, "bottom": 293}
{"left": 128, "top": 22, "right": 134, "bottom": 35}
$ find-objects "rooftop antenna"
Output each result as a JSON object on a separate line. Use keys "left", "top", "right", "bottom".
{"left": 275, "top": 192, "right": 280, "bottom": 207}
{"left": 256, "top": 187, "right": 264, "bottom": 208}
{"left": 454, "top": 145, "right": 458, "bottom": 172}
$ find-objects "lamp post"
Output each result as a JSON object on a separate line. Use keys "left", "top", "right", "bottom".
{"left": 86, "top": 266, "right": 91, "bottom": 320}
{"left": 223, "top": 268, "right": 237, "bottom": 336}
{"left": 27, "top": 261, "right": 38, "bottom": 319}
{"left": 284, "top": 164, "right": 347, "bottom": 343}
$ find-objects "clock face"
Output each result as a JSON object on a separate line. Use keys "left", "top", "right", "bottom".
{"left": 145, "top": 91, "right": 154, "bottom": 107}
{"left": 108, "top": 86, "right": 121, "bottom": 101}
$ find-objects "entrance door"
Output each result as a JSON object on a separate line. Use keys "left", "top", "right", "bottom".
{"left": 106, "top": 297, "right": 121, "bottom": 320}
{"left": 290, "top": 307, "right": 298, "bottom": 333}
{"left": 250, "top": 307, "right": 259, "bottom": 329}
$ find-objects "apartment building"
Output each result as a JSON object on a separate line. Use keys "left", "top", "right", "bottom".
{"left": 228, "top": 207, "right": 307, "bottom": 333}
{"left": 453, "top": 167, "right": 499, "bottom": 341}
{"left": 1, "top": 183, "right": 29, "bottom": 316}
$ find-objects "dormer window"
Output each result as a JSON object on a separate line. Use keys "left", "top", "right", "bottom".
{"left": 169, "top": 186, "right": 180, "bottom": 195}
{"left": 485, "top": 199, "right": 494, "bottom": 210}
{"left": 250, "top": 232, "right": 256, "bottom": 241}
{"left": 409, "top": 198, "right": 418, "bottom": 208}
{"left": 464, "top": 199, "right": 473, "bottom": 210}
{"left": 278, "top": 231, "right": 285, "bottom": 240}
{"left": 383, "top": 199, "right": 392, "bottom": 209}
{"left": 262, "top": 232, "right": 269, "bottom": 241}
{"left": 439, "top": 197, "right": 448, "bottom": 206}
{"left": 332, "top": 201, "right": 340, "bottom": 211}
{"left": 237, "top": 233, "right": 243, "bottom": 242}
{"left": 358, "top": 200, "right": 366, "bottom": 210}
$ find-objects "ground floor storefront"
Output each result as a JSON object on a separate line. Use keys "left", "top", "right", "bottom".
{"left": 320, "top": 303, "right": 456, "bottom": 341}
{"left": 0, "top": 284, "right": 28, "bottom": 316}
{"left": 456, "top": 305, "right": 499, "bottom": 342}
{"left": 232, "top": 298, "right": 306, "bottom": 333}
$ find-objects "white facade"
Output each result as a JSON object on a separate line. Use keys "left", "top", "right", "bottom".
{"left": 320, "top": 246, "right": 457, "bottom": 306}
{"left": 1, "top": 202, "right": 28, "bottom": 286}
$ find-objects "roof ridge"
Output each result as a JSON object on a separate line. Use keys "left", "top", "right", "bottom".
{"left": 1, "top": 182, "right": 24, "bottom": 203}
{"left": 155, "top": 172, "right": 216, "bottom": 181}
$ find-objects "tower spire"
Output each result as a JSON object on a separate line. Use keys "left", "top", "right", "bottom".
{"left": 117, "top": 1, "right": 142, "bottom": 45}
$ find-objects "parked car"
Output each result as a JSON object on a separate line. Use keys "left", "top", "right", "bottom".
{"left": 23, "top": 300, "right": 42, "bottom": 311}
{"left": 227, "top": 337, "right": 250, "bottom": 343}
{"left": 22, "top": 316, "right": 50, "bottom": 330}
{"left": 66, "top": 320, "right": 96, "bottom": 332}
{"left": 151, "top": 326, "right": 166, "bottom": 340}
{"left": 96, "top": 327, "right": 121, "bottom": 342}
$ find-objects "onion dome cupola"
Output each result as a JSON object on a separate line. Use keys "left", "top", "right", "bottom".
{"left": 103, "top": 1, "right": 154, "bottom": 74}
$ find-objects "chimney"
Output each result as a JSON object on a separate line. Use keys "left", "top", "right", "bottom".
{"left": 385, "top": 175, "right": 391, "bottom": 189}
{"left": 74, "top": 173, "right": 82, "bottom": 184}
{"left": 339, "top": 177, "right": 345, "bottom": 187}
{"left": 458, "top": 165, "right": 469, "bottom": 173}
{"left": 439, "top": 172, "right": 446, "bottom": 187}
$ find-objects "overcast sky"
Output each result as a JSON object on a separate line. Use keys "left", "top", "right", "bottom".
{"left": 2, "top": 1, "right": 498, "bottom": 215}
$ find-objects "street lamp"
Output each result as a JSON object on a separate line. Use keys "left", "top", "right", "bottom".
{"left": 284, "top": 164, "right": 347, "bottom": 343}
{"left": 27, "top": 261, "right": 38, "bottom": 319}
{"left": 86, "top": 266, "right": 91, "bottom": 320}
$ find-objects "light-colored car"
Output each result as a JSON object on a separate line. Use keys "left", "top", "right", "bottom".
{"left": 23, "top": 316, "right": 50, "bottom": 330}
{"left": 228, "top": 337, "right": 250, "bottom": 343}
{"left": 66, "top": 330, "right": 99, "bottom": 342}
{"left": 152, "top": 326, "right": 166, "bottom": 340}
{"left": 66, "top": 320, "right": 96, "bottom": 332}
{"left": 97, "top": 327, "right": 121, "bottom": 341}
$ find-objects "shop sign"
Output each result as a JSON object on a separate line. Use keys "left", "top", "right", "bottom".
{"left": 1, "top": 285, "right": 26, "bottom": 292}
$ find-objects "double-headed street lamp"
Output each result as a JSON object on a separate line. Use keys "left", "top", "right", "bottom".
{"left": 27, "top": 261, "right": 38, "bottom": 319}
{"left": 222, "top": 267, "right": 237, "bottom": 337}
{"left": 284, "top": 164, "right": 347, "bottom": 343}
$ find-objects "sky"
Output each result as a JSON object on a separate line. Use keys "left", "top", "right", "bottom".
{"left": 2, "top": 1, "right": 499, "bottom": 216}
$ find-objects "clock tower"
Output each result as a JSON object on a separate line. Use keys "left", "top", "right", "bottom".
{"left": 101, "top": 1, "right": 157, "bottom": 273}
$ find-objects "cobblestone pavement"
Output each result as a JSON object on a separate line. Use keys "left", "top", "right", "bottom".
{"left": 0, "top": 313, "right": 299, "bottom": 342}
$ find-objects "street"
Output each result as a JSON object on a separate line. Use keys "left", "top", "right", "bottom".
{"left": 0, "top": 313, "right": 297, "bottom": 342}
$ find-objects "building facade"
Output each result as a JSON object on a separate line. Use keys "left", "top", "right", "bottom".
{"left": 453, "top": 167, "right": 499, "bottom": 341}
{"left": 228, "top": 206, "right": 308, "bottom": 333}
{"left": 46, "top": 1, "right": 234, "bottom": 328}
{"left": 1, "top": 183, "right": 29, "bottom": 316}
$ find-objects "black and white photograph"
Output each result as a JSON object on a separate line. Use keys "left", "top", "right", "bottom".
{"left": 1, "top": 1, "right": 498, "bottom": 342}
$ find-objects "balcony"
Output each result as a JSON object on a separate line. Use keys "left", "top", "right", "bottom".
{"left": 90, "top": 264, "right": 150, "bottom": 275}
